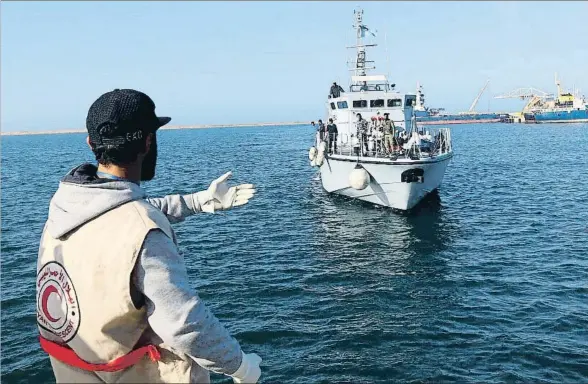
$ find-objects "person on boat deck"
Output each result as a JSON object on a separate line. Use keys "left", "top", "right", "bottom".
{"left": 375, "top": 112, "right": 385, "bottom": 153}
{"left": 36, "top": 89, "right": 262, "bottom": 384}
{"left": 356, "top": 113, "right": 369, "bottom": 154}
{"left": 382, "top": 113, "right": 396, "bottom": 153}
{"left": 360, "top": 82, "right": 368, "bottom": 91}
{"left": 326, "top": 118, "right": 338, "bottom": 153}
{"left": 330, "top": 82, "right": 345, "bottom": 98}
{"left": 318, "top": 119, "right": 326, "bottom": 141}
{"left": 396, "top": 128, "right": 408, "bottom": 147}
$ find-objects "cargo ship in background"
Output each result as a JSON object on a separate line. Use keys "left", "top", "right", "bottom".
{"left": 523, "top": 74, "right": 588, "bottom": 123}
{"left": 414, "top": 80, "right": 505, "bottom": 125}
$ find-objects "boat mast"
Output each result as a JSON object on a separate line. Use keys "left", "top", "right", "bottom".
{"left": 555, "top": 72, "right": 562, "bottom": 97}
{"left": 347, "top": 8, "right": 376, "bottom": 86}
{"left": 354, "top": 9, "right": 367, "bottom": 77}
{"left": 415, "top": 82, "right": 426, "bottom": 112}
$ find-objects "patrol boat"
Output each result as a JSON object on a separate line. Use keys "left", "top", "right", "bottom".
{"left": 308, "top": 8, "right": 453, "bottom": 211}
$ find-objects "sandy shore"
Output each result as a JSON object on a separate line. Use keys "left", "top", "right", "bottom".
{"left": 1, "top": 121, "right": 309, "bottom": 136}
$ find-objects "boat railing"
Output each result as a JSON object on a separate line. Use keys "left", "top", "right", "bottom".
{"left": 315, "top": 127, "right": 452, "bottom": 160}
{"left": 436, "top": 127, "right": 452, "bottom": 154}
{"left": 349, "top": 83, "right": 392, "bottom": 93}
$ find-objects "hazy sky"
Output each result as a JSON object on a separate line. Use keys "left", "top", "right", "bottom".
{"left": 2, "top": 1, "right": 587, "bottom": 132}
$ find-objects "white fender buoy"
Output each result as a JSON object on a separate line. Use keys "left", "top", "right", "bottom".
{"left": 312, "top": 141, "right": 327, "bottom": 167}
{"left": 315, "top": 151, "right": 325, "bottom": 167}
{"left": 309, "top": 147, "right": 317, "bottom": 161}
{"left": 349, "top": 167, "right": 370, "bottom": 190}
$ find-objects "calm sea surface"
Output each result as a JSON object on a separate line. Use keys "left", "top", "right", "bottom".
{"left": 2, "top": 123, "right": 588, "bottom": 383}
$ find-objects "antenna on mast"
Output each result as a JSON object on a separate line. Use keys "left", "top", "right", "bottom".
{"left": 385, "top": 31, "right": 390, "bottom": 81}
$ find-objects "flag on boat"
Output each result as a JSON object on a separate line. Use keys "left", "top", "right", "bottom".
{"left": 360, "top": 25, "right": 377, "bottom": 38}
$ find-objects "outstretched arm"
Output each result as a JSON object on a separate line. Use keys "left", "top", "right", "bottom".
{"left": 132, "top": 229, "right": 262, "bottom": 382}
{"left": 146, "top": 172, "right": 256, "bottom": 224}
{"left": 145, "top": 194, "right": 201, "bottom": 224}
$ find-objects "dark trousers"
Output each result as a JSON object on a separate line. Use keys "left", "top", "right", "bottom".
{"left": 328, "top": 134, "right": 337, "bottom": 152}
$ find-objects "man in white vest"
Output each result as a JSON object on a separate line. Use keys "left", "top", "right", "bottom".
{"left": 36, "top": 89, "right": 262, "bottom": 383}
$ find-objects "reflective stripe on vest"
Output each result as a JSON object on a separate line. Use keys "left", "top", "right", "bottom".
{"left": 39, "top": 336, "right": 161, "bottom": 372}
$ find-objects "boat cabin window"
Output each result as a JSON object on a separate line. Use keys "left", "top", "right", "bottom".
{"left": 337, "top": 101, "right": 348, "bottom": 109}
{"left": 330, "top": 102, "right": 336, "bottom": 110}
{"left": 353, "top": 100, "right": 367, "bottom": 108}
{"left": 405, "top": 96, "right": 416, "bottom": 107}
{"left": 388, "top": 99, "right": 402, "bottom": 107}
{"left": 370, "top": 99, "right": 385, "bottom": 108}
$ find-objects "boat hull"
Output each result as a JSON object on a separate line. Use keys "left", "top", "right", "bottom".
{"left": 416, "top": 113, "right": 503, "bottom": 125}
{"left": 417, "top": 118, "right": 501, "bottom": 125}
{"left": 319, "top": 153, "right": 452, "bottom": 210}
{"left": 529, "top": 108, "right": 588, "bottom": 123}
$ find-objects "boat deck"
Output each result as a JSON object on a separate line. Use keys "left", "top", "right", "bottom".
{"left": 319, "top": 127, "right": 453, "bottom": 162}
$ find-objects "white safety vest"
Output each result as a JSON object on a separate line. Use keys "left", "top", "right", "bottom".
{"left": 36, "top": 200, "right": 203, "bottom": 383}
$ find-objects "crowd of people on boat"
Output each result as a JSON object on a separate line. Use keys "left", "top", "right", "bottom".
{"left": 311, "top": 112, "right": 439, "bottom": 156}
{"left": 312, "top": 112, "right": 438, "bottom": 158}
{"left": 312, "top": 113, "right": 409, "bottom": 156}
{"left": 353, "top": 112, "right": 409, "bottom": 155}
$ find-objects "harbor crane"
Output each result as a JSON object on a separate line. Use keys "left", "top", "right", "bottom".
{"left": 468, "top": 79, "right": 491, "bottom": 113}
{"left": 494, "top": 87, "right": 553, "bottom": 112}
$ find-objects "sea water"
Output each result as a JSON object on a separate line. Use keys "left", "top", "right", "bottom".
{"left": 2, "top": 123, "right": 588, "bottom": 383}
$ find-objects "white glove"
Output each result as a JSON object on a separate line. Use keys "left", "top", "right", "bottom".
{"left": 231, "top": 352, "right": 262, "bottom": 383}
{"left": 194, "top": 172, "right": 256, "bottom": 213}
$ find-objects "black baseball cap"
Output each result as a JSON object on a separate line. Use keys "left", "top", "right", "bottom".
{"left": 86, "top": 89, "right": 171, "bottom": 146}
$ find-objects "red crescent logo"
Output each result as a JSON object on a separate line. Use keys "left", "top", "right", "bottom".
{"left": 36, "top": 261, "right": 80, "bottom": 342}
{"left": 41, "top": 284, "right": 62, "bottom": 323}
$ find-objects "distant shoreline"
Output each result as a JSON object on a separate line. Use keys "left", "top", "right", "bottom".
{"left": 1, "top": 121, "right": 310, "bottom": 136}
